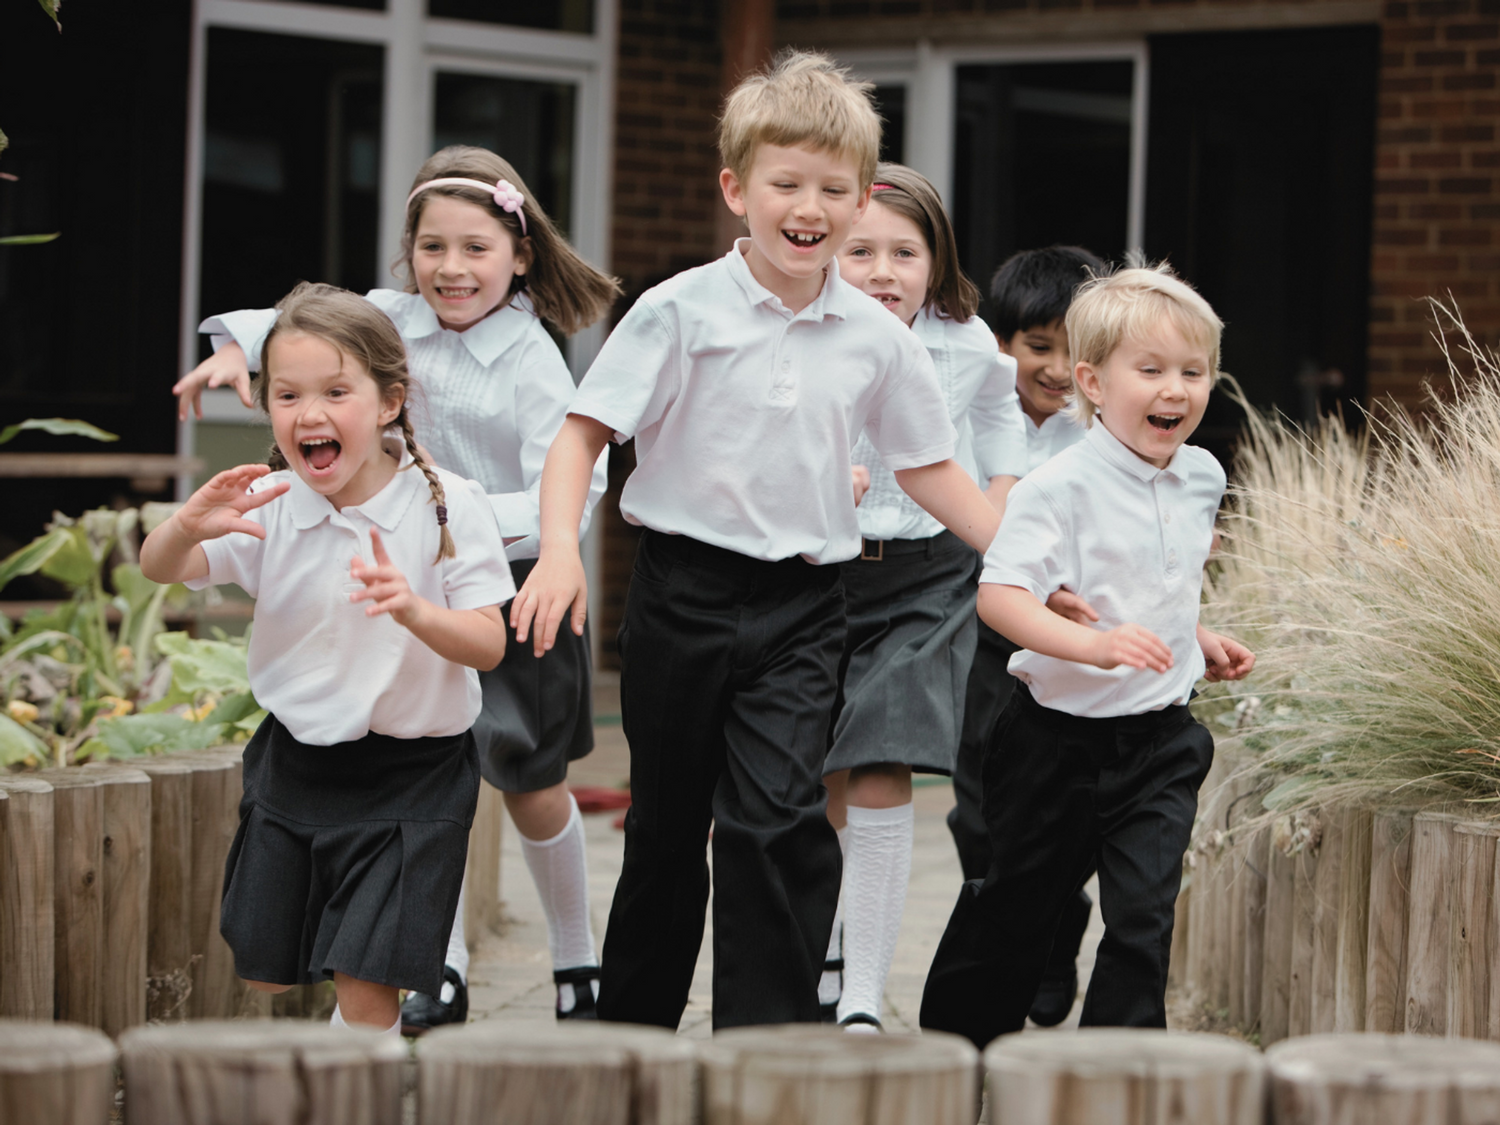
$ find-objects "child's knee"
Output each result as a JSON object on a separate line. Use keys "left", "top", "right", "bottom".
{"left": 244, "top": 979, "right": 294, "bottom": 994}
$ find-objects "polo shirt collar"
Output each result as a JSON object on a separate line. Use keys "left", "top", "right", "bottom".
{"left": 725, "top": 239, "right": 849, "bottom": 321}
{"left": 1086, "top": 419, "right": 1193, "bottom": 484}
{"left": 398, "top": 293, "right": 535, "bottom": 367}
{"left": 286, "top": 442, "right": 426, "bottom": 532}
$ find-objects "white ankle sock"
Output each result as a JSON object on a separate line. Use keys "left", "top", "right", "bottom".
{"left": 443, "top": 880, "right": 470, "bottom": 997}
{"left": 836, "top": 802, "right": 913, "bottom": 1025}
{"left": 331, "top": 1003, "right": 402, "bottom": 1037}
{"left": 519, "top": 793, "right": 598, "bottom": 973}
{"left": 818, "top": 826, "right": 848, "bottom": 1007}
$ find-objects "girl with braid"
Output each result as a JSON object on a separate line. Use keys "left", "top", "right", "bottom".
{"left": 143, "top": 282, "right": 514, "bottom": 1034}
{"left": 176, "top": 147, "right": 622, "bottom": 1027}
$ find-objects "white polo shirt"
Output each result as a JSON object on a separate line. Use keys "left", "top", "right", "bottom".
{"left": 202, "top": 291, "right": 608, "bottom": 563}
{"left": 568, "top": 241, "right": 957, "bottom": 564}
{"left": 186, "top": 457, "right": 515, "bottom": 745}
{"left": 852, "top": 309, "right": 1026, "bottom": 542}
{"left": 982, "top": 422, "right": 1226, "bottom": 718}
{"left": 1024, "top": 410, "right": 1086, "bottom": 475}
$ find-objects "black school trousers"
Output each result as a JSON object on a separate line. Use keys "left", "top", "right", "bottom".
{"left": 920, "top": 682, "right": 1213, "bottom": 1049}
{"left": 598, "top": 529, "right": 846, "bottom": 1031}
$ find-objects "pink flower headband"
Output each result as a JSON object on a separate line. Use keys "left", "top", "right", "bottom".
{"left": 405, "top": 177, "right": 528, "bottom": 235}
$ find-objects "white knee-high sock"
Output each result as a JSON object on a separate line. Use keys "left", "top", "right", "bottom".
{"left": 819, "top": 826, "right": 849, "bottom": 1006}
{"left": 519, "top": 792, "right": 598, "bottom": 972}
{"left": 837, "top": 803, "right": 913, "bottom": 1024}
{"left": 444, "top": 879, "right": 470, "bottom": 989}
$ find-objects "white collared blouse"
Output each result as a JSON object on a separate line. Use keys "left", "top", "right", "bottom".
{"left": 186, "top": 458, "right": 516, "bottom": 745}
{"left": 1023, "top": 409, "right": 1086, "bottom": 475}
{"left": 567, "top": 241, "right": 958, "bottom": 565}
{"left": 201, "top": 290, "right": 609, "bottom": 562}
{"left": 851, "top": 308, "right": 1026, "bottom": 542}
{"left": 982, "top": 422, "right": 1226, "bottom": 718}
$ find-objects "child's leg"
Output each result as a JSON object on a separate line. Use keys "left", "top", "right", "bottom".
{"left": 947, "top": 621, "right": 1017, "bottom": 881}
{"left": 332, "top": 972, "right": 400, "bottom": 1030}
{"left": 837, "top": 762, "right": 913, "bottom": 1028}
{"left": 1081, "top": 714, "right": 1213, "bottom": 1028}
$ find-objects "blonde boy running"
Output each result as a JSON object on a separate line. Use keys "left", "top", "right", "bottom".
{"left": 512, "top": 51, "right": 1000, "bottom": 1030}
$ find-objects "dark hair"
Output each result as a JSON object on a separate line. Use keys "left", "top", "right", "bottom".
{"left": 400, "top": 146, "right": 622, "bottom": 336}
{"left": 987, "top": 245, "right": 1108, "bottom": 339}
{"left": 867, "top": 162, "right": 979, "bottom": 322}
{"left": 257, "top": 282, "right": 455, "bottom": 563}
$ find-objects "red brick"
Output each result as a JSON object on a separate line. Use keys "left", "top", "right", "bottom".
{"left": 1384, "top": 74, "right": 1435, "bottom": 92}
{"left": 1381, "top": 125, "right": 1435, "bottom": 143}
{"left": 1479, "top": 47, "right": 1500, "bottom": 63}
{"left": 1440, "top": 123, "right": 1496, "bottom": 141}
{"left": 1413, "top": 48, "right": 1468, "bottom": 64}
{"left": 1382, "top": 24, "right": 1439, "bottom": 42}
{"left": 1469, "top": 252, "right": 1500, "bottom": 268}
{"left": 1411, "top": 149, "right": 1464, "bottom": 166}
{"left": 1377, "top": 176, "right": 1434, "bottom": 192}
{"left": 1439, "top": 226, "right": 1493, "bottom": 244}
{"left": 1474, "top": 149, "right": 1500, "bottom": 166}
{"left": 1444, "top": 71, "right": 1498, "bottom": 89}
{"left": 1374, "top": 225, "right": 1431, "bottom": 244}
{"left": 1409, "top": 201, "right": 1465, "bottom": 217}
{"left": 1371, "top": 330, "right": 1428, "bottom": 346}
{"left": 1406, "top": 252, "right": 1463, "bottom": 269}
{"left": 1438, "top": 175, "right": 1494, "bottom": 191}
{"left": 1445, "top": 20, "right": 1500, "bottom": 37}
{"left": 1411, "top": 97, "right": 1470, "bottom": 116}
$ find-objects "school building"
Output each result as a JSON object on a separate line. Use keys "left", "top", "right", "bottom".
{"left": 0, "top": 0, "right": 1495, "bottom": 660}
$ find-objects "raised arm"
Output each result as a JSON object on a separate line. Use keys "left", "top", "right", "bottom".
{"left": 174, "top": 308, "right": 279, "bottom": 420}
{"left": 893, "top": 459, "right": 1001, "bottom": 553}
{"left": 140, "top": 465, "right": 290, "bottom": 584}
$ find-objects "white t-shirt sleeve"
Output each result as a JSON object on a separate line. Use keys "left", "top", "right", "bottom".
{"left": 199, "top": 308, "right": 279, "bottom": 371}
{"left": 968, "top": 349, "right": 1029, "bottom": 481}
{"left": 980, "top": 479, "right": 1075, "bottom": 602}
{"left": 862, "top": 337, "right": 957, "bottom": 471}
{"left": 568, "top": 298, "right": 678, "bottom": 443}
{"left": 440, "top": 476, "right": 519, "bottom": 610}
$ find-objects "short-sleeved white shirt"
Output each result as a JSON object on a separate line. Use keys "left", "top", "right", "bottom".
{"left": 1023, "top": 410, "right": 1086, "bottom": 475}
{"left": 982, "top": 422, "right": 1226, "bottom": 718}
{"left": 852, "top": 309, "right": 1026, "bottom": 542}
{"left": 185, "top": 457, "right": 516, "bottom": 745}
{"left": 568, "top": 241, "right": 957, "bottom": 564}
{"left": 201, "top": 291, "right": 608, "bottom": 562}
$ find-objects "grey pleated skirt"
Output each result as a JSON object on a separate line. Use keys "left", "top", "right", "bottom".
{"left": 825, "top": 531, "right": 981, "bottom": 775}
{"left": 474, "top": 557, "right": 595, "bottom": 793}
{"left": 219, "top": 715, "right": 479, "bottom": 996}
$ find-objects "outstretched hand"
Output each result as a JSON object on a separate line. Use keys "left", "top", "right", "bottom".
{"left": 175, "top": 464, "right": 288, "bottom": 543}
{"left": 509, "top": 552, "right": 587, "bottom": 657}
{"left": 1198, "top": 626, "right": 1255, "bottom": 682}
{"left": 1091, "top": 622, "right": 1174, "bottom": 674}
{"left": 175, "top": 342, "right": 254, "bottom": 421}
{"left": 350, "top": 529, "right": 424, "bottom": 628}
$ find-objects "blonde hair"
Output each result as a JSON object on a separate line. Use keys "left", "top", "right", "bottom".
{"left": 400, "top": 146, "right": 622, "bottom": 336}
{"left": 1065, "top": 262, "right": 1223, "bottom": 427}
{"left": 257, "top": 282, "right": 455, "bottom": 563}
{"left": 867, "top": 162, "right": 979, "bottom": 322}
{"left": 718, "top": 49, "right": 882, "bottom": 189}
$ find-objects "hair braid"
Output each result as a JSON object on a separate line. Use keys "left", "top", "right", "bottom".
{"left": 399, "top": 412, "right": 455, "bottom": 563}
{"left": 266, "top": 443, "right": 289, "bottom": 472}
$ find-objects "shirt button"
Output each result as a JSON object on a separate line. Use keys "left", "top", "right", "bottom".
{"left": 1164, "top": 512, "right": 1172, "bottom": 524}
{"left": 1167, "top": 549, "right": 1178, "bottom": 564}
{"left": 781, "top": 360, "right": 790, "bottom": 371}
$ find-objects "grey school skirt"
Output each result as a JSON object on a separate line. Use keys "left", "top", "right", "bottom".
{"left": 219, "top": 715, "right": 479, "bottom": 997}
{"left": 825, "top": 531, "right": 980, "bottom": 776}
{"left": 474, "top": 557, "right": 595, "bottom": 793}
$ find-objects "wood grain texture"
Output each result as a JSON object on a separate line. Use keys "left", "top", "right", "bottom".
{"left": 37, "top": 769, "right": 106, "bottom": 1027}
{"left": 1267, "top": 1033, "right": 1500, "bottom": 1124}
{"left": 1333, "top": 807, "right": 1372, "bottom": 1033}
{"left": 1241, "top": 825, "right": 1269, "bottom": 1036}
{"left": 986, "top": 1028, "right": 1264, "bottom": 1125}
{"left": 171, "top": 752, "right": 238, "bottom": 1019}
{"left": 0, "top": 1019, "right": 117, "bottom": 1125}
{"left": 1448, "top": 820, "right": 1498, "bottom": 1039}
{"left": 1259, "top": 825, "right": 1296, "bottom": 1046}
{"left": 80, "top": 764, "right": 153, "bottom": 1037}
{"left": 1288, "top": 831, "right": 1321, "bottom": 1038}
{"left": 701, "top": 1024, "right": 978, "bottom": 1125}
{"left": 421, "top": 1021, "right": 698, "bottom": 1125}
{"left": 129, "top": 759, "right": 194, "bottom": 1021}
{"left": 464, "top": 779, "right": 505, "bottom": 946}
{"left": 121, "top": 1020, "right": 405, "bottom": 1125}
{"left": 1226, "top": 838, "right": 1248, "bottom": 1026}
{"left": 1405, "top": 812, "right": 1459, "bottom": 1036}
{"left": 0, "top": 777, "right": 55, "bottom": 1019}
{"left": 1310, "top": 807, "right": 1346, "bottom": 1034}
{"left": 1365, "top": 808, "right": 1415, "bottom": 1032}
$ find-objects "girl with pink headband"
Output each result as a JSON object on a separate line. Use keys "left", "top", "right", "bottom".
{"left": 176, "top": 145, "right": 621, "bottom": 1031}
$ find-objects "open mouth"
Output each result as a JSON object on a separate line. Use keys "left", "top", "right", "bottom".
{"left": 436, "top": 286, "right": 478, "bottom": 300}
{"left": 1148, "top": 414, "right": 1184, "bottom": 433}
{"left": 869, "top": 291, "right": 901, "bottom": 309}
{"left": 1035, "top": 378, "right": 1071, "bottom": 396}
{"left": 301, "top": 437, "right": 341, "bottom": 473}
{"left": 782, "top": 230, "right": 825, "bottom": 249}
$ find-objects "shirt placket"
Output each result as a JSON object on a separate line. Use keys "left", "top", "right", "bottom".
{"left": 769, "top": 319, "right": 796, "bottom": 404}
{"left": 1156, "top": 474, "right": 1182, "bottom": 583}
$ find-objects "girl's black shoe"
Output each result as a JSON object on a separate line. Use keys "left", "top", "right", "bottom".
{"left": 400, "top": 965, "right": 468, "bottom": 1035}
{"left": 554, "top": 965, "right": 601, "bottom": 1020}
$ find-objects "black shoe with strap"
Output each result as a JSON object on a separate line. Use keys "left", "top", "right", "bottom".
{"left": 400, "top": 965, "right": 468, "bottom": 1036}
{"left": 554, "top": 965, "right": 601, "bottom": 1021}
{"left": 820, "top": 957, "right": 844, "bottom": 1024}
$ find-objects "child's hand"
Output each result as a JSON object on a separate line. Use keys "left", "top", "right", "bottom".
{"left": 1045, "top": 587, "right": 1099, "bottom": 626}
{"left": 1091, "top": 623, "right": 1173, "bottom": 674}
{"left": 175, "top": 342, "right": 253, "bottom": 421}
{"left": 852, "top": 465, "right": 871, "bottom": 507}
{"left": 510, "top": 550, "right": 587, "bottom": 657}
{"left": 1198, "top": 625, "right": 1255, "bottom": 682}
{"left": 351, "top": 529, "right": 425, "bottom": 628}
{"left": 175, "top": 465, "right": 289, "bottom": 543}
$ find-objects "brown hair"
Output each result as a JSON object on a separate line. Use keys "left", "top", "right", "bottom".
{"left": 400, "top": 146, "right": 621, "bottom": 336}
{"left": 866, "top": 162, "right": 979, "bottom": 322}
{"left": 256, "top": 282, "right": 455, "bottom": 562}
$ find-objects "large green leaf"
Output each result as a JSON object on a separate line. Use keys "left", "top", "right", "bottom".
{"left": 86, "top": 713, "right": 225, "bottom": 758}
{"left": 0, "top": 417, "right": 117, "bottom": 445}
{"left": 154, "top": 632, "right": 251, "bottom": 697}
{"left": 38, "top": 525, "right": 97, "bottom": 589}
{"left": 36, "top": 0, "right": 60, "bottom": 28}
{"left": 0, "top": 527, "right": 73, "bottom": 594}
{"left": 0, "top": 233, "right": 60, "bottom": 247}
{"left": 207, "top": 690, "right": 261, "bottom": 727}
{"left": 0, "top": 713, "right": 46, "bottom": 767}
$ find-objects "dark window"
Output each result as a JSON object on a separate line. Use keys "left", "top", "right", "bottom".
{"left": 248, "top": 0, "right": 385, "bottom": 8}
{"left": 873, "top": 84, "right": 906, "bottom": 166}
{"left": 427, "top": 0, "right": 592, "bottom": 34}
{"left": 199, "top": 29, "right": 384, "bottom": 360}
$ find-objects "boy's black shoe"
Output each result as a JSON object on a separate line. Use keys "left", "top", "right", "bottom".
{"left": 1028, "top": 887, "right": 1093, "bottom": 1027}
{"left": 400, "top": 965, "right": 468, "bottom": 1035}
{"left": 555, "top": 965, "right": 601, "bottom": 1021}
{"left": 1028, "top": 967, "right": 1078, "bottom": 1027}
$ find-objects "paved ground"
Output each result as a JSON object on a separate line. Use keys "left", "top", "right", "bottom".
{"left": 463, "top": 672, "right": 1106, "bottom": 1038}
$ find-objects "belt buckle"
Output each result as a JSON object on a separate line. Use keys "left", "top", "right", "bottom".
{"left": 860, "top": 538, "right": 884, "bottom": 562}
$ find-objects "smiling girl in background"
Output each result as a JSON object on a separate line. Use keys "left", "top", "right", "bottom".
{"left": 175, "top": 147, "right": 621, "bottom": 1028}
{"left": 820, "top": 163, "right": 1028, "bottom": 1032}
{"left": 144, "top": 283, "right": 513, "bottom": 1033}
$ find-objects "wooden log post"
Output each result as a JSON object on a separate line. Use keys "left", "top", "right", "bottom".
{"left": 0, "top": 777, "right": 55, "bottom": 1019}
{"left": 1241, "top": 824, "right": 1270, "bottom": 1036}
{"left": 421, "top": 1022, "right": 697, "bottom": 1125}
{"left": 0, "top": 1019, "right": 118, "bottom": 1124}
{"left": 1365, "top": 808, "right": 1415, "bottom": 1032}
{"left": 80, "top": 764, "right": 153, "bottom": 1037}
{"left": 37, "top": 769, "right": 106, "bottom": 1026}
{"left": 986, "top": 1028, "right": 1265, "bottom": 1125}
{"left": 1226, "top": 835, "right": 1249, "bottom": 1026}
{"left": 464, "top": 779, "right": 505, "bottom": 948}
{"left": 121, "top": 1020, "right": 406, "bottom": 1125}
{"left": 1309, "top": 806, "right": 1346, "bottom": 1033}
{"left": 1405, "top": 811, "right": 1460, "bottom": 1036}
{"left": 1489, "top": 834, "right": 1500, "bottom": 1042}
{"left": 700, "top": 1024, "right": 979, "bottom": 1125}
{"left": 1333, "top": 806, "right": 1372, "bottom": 1032}
{"left": 130, "top": 758, "right": 195, "bottom": 1021}
{"left": 1448, "top": 819, "right": 1499, "bottom": 1039}
{"left": 1287, "top": 816, "right": 1322, "bottom": 1038}
{"left": 1260, "top": 819, "right": 1297, "bottom": 1046}
{"left": 1168, "top": 869, "right": 1191, "bottom": 993}
{"left": 169, "top": 751, "right": 240, "bottom": 1019}
{"left": 1267, "top": 1033, "right": 1500, "bottom": 1123}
